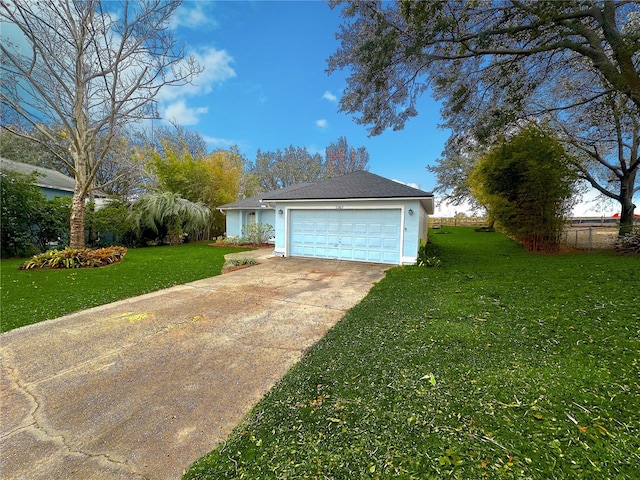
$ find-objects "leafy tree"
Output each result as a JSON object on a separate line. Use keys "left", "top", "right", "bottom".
{"left": 0, "top": 126, "right": 66, "bottom": 172}
{"left": 129, "top": 192, "right": 210, "bottom": 245}
{"left": 468, "top": 127, "right": 577, "bottom": 252}
{"left": 203, "top": 148, "right": 246, "bottom": 235}
{"left": 149, "top": 143, "right": 248, "bottom": 236}
{"left": 0, "top": 171, "right": 45, "bottom": 257}
{"left": 93, "top": 200, "right": 138, "bottom": 247}
{"left": 31, "top": 196, "right": 72, "bottom": 252}
{"left": 0, "top": 170, "right": 71, "bottom": 256}
{"left": 252, "top": 145, "right": 325, "bottom": 191}
{"left": 328, "top": 0, "right": 639, "bottom": 234}
{"left": 1, "top": 0, "right": 202, "bottom": 248}
{"left": 324, "top": 136, "right": 370, "bottom": 177}
{"left": 149, "top": 143, "right": 210, "bottom": 203}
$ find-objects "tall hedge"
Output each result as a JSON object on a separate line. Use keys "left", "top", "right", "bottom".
{"left": 469, "top": 126, "right": 577, "bottom": 252}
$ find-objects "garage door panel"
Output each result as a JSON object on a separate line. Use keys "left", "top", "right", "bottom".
{"left": 353, "top": 249, "right": 367, "bottom": 261}
{"left": 354, "top": 236, "right": 367, "bottom": 247}
{"left": 341, "top": 236, "right": 353, "bottom": 247}
{"left": 327, "top": 234, "right": 340, "bottom": 245}
{"left": 383, "top": 238, "right": 399, "bottom": 248}
{"left": 354, "top": 223, "right": 368, "bottom": 234}
{"left": 289, "top": 209, "right": 401, "bottom": 264}
{"left": 382, "top": 251, "right": 397, "bottom": 262}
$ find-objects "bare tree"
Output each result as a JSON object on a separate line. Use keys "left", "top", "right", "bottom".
{"left": 324, "top": 136, "right": 370, "bottom": 178}
{"left": 252, "top": 146, "right": 324, "bottom": 191}
{"left": 152, "top": 122, "right": 209, "bottom": 161}
{"left": 1, "top": 0, "right": 201, "bottom": 248}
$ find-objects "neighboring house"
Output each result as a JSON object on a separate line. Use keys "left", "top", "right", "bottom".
{"left": 219, "top": 171, "right": 435, "bottom": 265}
{"left": 0, "top": 157, "right": 107, "bottom": 205}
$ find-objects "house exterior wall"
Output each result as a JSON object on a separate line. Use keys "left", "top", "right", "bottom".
{"left": 224, "top": 208, "right": 276, "bottom": 238}
{"left": 419, "top": 203, "right": 429, "bottom": 244}
{"left": 271, "top": 199, "right": 427, "bottom": 265}
{"left": 41, "top": 187, "right": 73, "bottom": 200}
{"left": 225, "top": 210, "right": 243, "bottom": 237}
{"left": 400, "top": 199, "right": 427, "bottom": 264}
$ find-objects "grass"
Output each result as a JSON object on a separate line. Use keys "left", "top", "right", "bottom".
{"left": 185, "top": 228, "right": 639, "bottom": 479}
{"left": 0, "top": 242, "right": 251, "bottom": 332}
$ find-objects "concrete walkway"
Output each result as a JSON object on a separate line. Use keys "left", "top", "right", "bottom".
{"left": 0, "top": 251, "right": 388, "bottom": 479}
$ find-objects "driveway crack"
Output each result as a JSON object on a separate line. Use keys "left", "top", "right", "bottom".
{"left": 1, "top": 350, "right": 149, "bottom": 479}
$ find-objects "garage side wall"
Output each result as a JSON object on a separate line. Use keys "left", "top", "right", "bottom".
{"left": 401, "top": 200, "right": 425, "bottom": 264}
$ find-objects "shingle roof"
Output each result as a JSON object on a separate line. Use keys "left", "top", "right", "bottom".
{"left": 263, "top": 171, "right": 433, "bottom": 201}
{"left": 0, "top": 157, "right": 75, "bottom": 192}
{"left": 218, "top": 182, "right": 314, "bottom": 209}
{"left": 219, "top": 171, "right": 434, "bottom": 212}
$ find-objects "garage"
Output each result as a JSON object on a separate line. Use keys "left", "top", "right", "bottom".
{"left": 220, "top": 171, "right": 435, "bottom": 265}
{"left": 289, "top": 208, "right": 402, "bottom": 264}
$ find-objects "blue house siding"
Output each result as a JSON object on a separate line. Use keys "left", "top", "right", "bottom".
{"left": 41, "top": 187, "right": 73, "bottom": 200}
{"left": 225, "top": 208, "right": 276, "bottom": 239}
{"left": 219, "top": 172, "right": 434, "bottom": 265}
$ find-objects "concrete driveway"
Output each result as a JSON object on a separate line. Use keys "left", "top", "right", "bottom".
{"left": 0, "top": 251, "right": 389, "bottom": 480}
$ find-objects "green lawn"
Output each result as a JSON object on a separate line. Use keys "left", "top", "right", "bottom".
{"left": 0, "top": 243, "right": 251, "bottom": 332}
{"left": 185, "top": 228, "right": 639, "bottom": 479}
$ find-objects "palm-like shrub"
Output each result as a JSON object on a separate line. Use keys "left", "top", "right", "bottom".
{"left": 129, "top": 192, "right": 210, "bottom": 245}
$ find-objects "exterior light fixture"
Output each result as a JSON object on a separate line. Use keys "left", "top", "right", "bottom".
{"left": 408, "top": 209, "right": 414, "bottom": 215}
{"left": 278, "top": 209, "right": 284, "bottom": 215}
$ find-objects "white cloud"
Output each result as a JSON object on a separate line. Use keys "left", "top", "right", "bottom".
{"left": 162, "top": 100, "right": 208, "bottom": 126}
{"left": 195, "top": 47, "right": 236, "bottom": 85}
{"left": 202, "top": 135, "right": 237, "bottom": 149}
{"left": 392, "top": 179, "right": 421, "bottom": 190}
{"left": 316, "top": 119, "right": 328, "bottom": 128}
{"left": 172, "top": 2, "right": 217, "bottom": 30}
{"left": 157, "top": 46, "right": 235, "bottom": 102}
{"left": 322, "top": 90, "right": 337, "bottom": 102}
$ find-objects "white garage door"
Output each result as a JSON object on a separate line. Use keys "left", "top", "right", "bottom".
{"left": 289, "top": 209, "right": 401, "bottom": 264}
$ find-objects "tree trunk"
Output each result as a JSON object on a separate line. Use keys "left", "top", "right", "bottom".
{"left": 69, "top": 191, "right": 86, "bottom": 249}
{"left": 618, "top": 172, "right": 637, "bottom": 236}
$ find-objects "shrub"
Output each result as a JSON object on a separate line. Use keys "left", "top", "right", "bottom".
{"left": 1, "top": 170, "right": 46, "bottom": 257}
{"left": 20, "top": 246, "right": 127, "bottom": 270}
{"left": 468, "top": 125, "right": 577, "bottom": 252}
{"left": 416, "top": 238, "right": 442, "bottom": 267}
{"left": 241, "top": 223, "right": 274, "bottom": 245}
{"left": 93, "top": 200, "right": 137, "bottom": 247}
{"left": 223, "top": 257, "right": 257, "bottom": 270}
{"left": 31, "top": 196, "right": 71, "bottom": 251}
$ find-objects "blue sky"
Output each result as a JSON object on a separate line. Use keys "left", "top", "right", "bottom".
{"left": 160, "top": 1, "right": 633, "bottom": 217}
{"left": 4, "top": 0, "right": 625, "bottom": 216}
{"left": 160, "top": 1, "right": 450, "bottom": 198}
